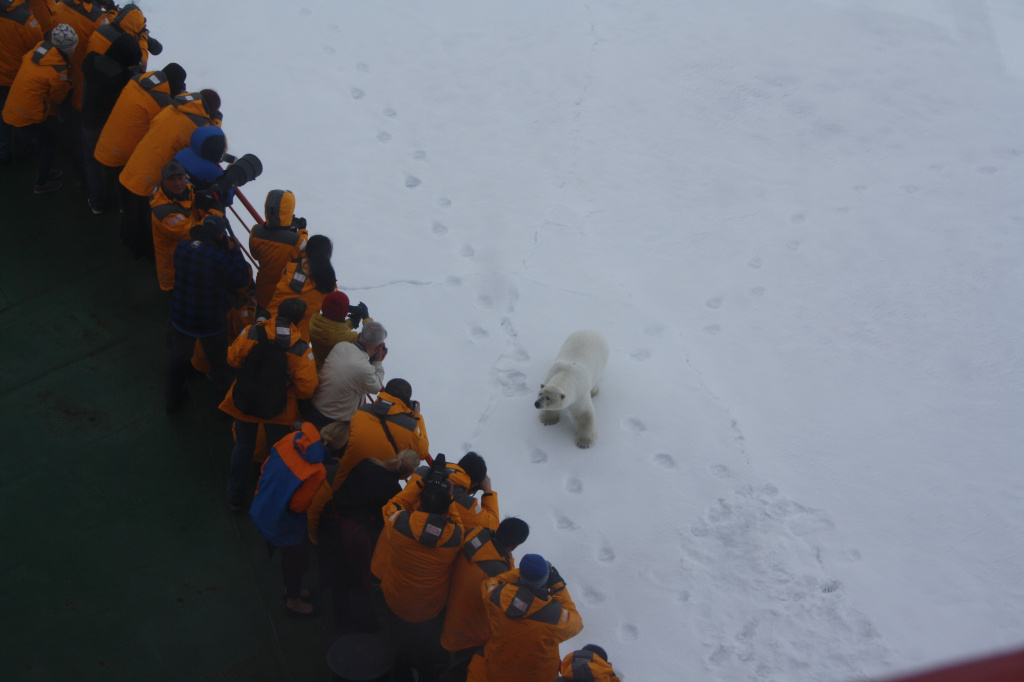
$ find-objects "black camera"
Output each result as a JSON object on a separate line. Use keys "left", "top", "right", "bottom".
{"left": 195, "top": 153, "right": 263, "bottom": 211}
{"left": 423, "top": 453, "right": 450, "bottom": 489}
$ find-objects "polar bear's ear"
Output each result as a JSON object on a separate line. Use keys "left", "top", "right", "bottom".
{"left": 559, "top": 392, "right": 566, "bottom": 399}
{"left": 540, "top": 384, "right": 545, "bottom": 389}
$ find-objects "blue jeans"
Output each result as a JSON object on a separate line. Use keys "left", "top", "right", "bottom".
{"left": 228, "top": 420, "right": 292, "bottom": 506}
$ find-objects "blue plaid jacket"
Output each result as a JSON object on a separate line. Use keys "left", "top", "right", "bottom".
{"left": 171, "top": 238, "right": 251, "bottom": 336}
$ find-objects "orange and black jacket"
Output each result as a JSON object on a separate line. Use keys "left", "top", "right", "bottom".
{"left": 27, "top": 0, "right": 55, "bottom": 34}
{"left": 0, "top": 1, "right": 43, "bottom": 87}
{"left": 265, "top": 255, "right": 333, "bottom": 341}
{"left": 94, "top": 69, "right": 172, "bottom": 168}
{"left": 466, "top": 568, "right": 584, "bottom": 682}
{"left": 218, "top": 318, "right": 319, "bottom": 426}
{"left": 151, "top": 183, "right": 206, "bottom": 292}
{"left": 119, "top": 91, "right": 220, "bottom": 197}
{"left": 1, "top": 39, "right": 69, "bottom": 127}
{"left": 53, "top": 0, "right": 109, "bottom": 109}
{"left": 557, "top": 649, "right": 621, "bottom": 682}
{"left": 380, "top": 503, "right": 464, "bottom": 623}
{"left": 441, "top": 526, "right": 516, "bottom": 652}
{"left": 250, "top": 224, "right": 307, "bottom": 310}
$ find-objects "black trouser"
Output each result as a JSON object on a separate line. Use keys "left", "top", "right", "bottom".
{"left": 386, "top": 606, "right": 448, "bottom": 682}
{"left": 121, "top": 189, "right": 154, "bottom": 260}
{"left": 23, "top": 119, "right": 57, "bottom": 187}
{"left": 165, "top": 325, "right": 230, "bottom": 407}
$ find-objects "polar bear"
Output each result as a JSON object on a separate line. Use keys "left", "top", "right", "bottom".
{"left": 534, "top": 329, "right": 609, "bottom": 448}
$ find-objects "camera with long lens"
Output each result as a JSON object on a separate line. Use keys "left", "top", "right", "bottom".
{"left": 423, "top": 453, "right": 451, "bottom": 490}
{"left": 195, "top": 153, "right": 263, "bottom": 211}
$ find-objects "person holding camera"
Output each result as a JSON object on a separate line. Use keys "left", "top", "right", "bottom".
{"left": 380, "top": 458, "right": 466, "bottom": 682}
{"left": 150, "top": 160, "right": 213, "bottom": 292}
{"left": 466, "top": 553, "right": 584, "bottom": 682}
{"left": 305, "top": 320, "right": 387, "bottom": 427}
{"left": 165, "top": 213, "right": 251, "bottom": 413}
{"left": 265, "top": 233, "right": 336, "bottom": 340}
{"left": 249, "top": 189, "right": 308, "bottom": 310}
{"left": 309, "top": 292, "right": 372, "bottom": 372}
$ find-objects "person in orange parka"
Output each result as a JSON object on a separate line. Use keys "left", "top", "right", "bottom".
{"left": 466, "top": 555, "right": 584, "bottom": 682}
{"left": 151, "top": 160, "right": 207, "bottom": 292}
{"left": 370, "top": 452, "right": 497, "bottom": 583}
{"left": 250, "top": 189, "right": 308, "bottom": 310}
{"left": 249, "top": 422, "right": 329, "bottom": 617}
{"left": 94, "top": 65, "right": 184, "bottom": 171}
{"left": 26, "top": 0, "right": 55, "bottom": 33}
{"left": 119, "top": 88, "right": 220, "bottom": 260}
{"left": 220, "top": 297, "right": 319, "bottom": 512}
{"left": 441, "top": 518, "right": 530, "bottom": 667}
{"left": 265, "top": 233, "right": 336, "bottom": 340}
{"left": 556, "top": 645, "right": 622, "bottom": 682}
{"left": 380, "top": 477, "right": 465, "bottom": 681}
{"left": 0, "top": 0, "right": 43, "bottom": 163}
{"left": 2, "top": 23, "right": 75, "bottom": 193}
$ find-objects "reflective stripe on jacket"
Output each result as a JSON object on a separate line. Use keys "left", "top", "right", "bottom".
{"left": 151, "top": 184, "right": 202, "bottom": 291}
{"left": 249, "top": 224, "right": 306, "bottom": 310}
{"left": 380, "top": 505, "right": 464, "bottom": 623}
{"left": 94, "top": 70, "right": 171, "bottom": 167}
{"left": 441, "top": 527, "right": 515, "bottom": 652}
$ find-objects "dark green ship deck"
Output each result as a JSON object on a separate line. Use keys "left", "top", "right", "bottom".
{"left": 0, "top": 157, "right": 341, "bottom": 681}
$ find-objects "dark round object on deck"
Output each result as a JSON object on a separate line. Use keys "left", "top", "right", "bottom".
{"left": 326, "top": 633, "right": 395, "bottom": 682}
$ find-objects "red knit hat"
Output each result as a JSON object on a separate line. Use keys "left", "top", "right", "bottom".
{"left": 321, "top": 291, "right": 350, "bottom": 321}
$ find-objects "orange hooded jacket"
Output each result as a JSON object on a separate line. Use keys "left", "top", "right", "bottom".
{"left": 466, "top": 568, "right": 584, "bottom": 682}
{"left": 151, "top": 182, "right": 204, "bottom": 291}
{"left": 371, "top": 462, "right": 497, "bottom": 580}
{"left": 0, "top": 1, "right": 43, "bottom": 87}
{"left": 265, "top": 255, "right": 333, "bottom": 340}
{"left": 27, "top": 0, "right": 55, "bottom": 33}
{"left": 380, "top": 502, "right": 464, "bottom": 623}
{"left": 119, "top": 91, "right": 220, "bottom": 197}
{"left": 53, "top": 0, "right": 109, "bottom": 108}
{"left": 441, "top": 527, "right": 516, "bottom": 652}
{"left": 2, "top": 39, "right": 69, "bottom": 127}
{"left": 557, "top": 649, "right": 621, "bottom": 682}
{"left": 93, "top": 70, "right": 172, "bottom": 168}
{"left": 305, "top": 390, "right": 429, "bottom": 544}
{"left": 218, "top": 318, "right": 319, "bottom": 426}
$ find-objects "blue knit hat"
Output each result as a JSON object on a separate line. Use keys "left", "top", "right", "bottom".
{"left": 518, "top": 554, "right": 549, "bottom": 587}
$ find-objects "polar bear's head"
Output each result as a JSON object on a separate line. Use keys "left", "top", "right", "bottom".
{"left": 534, "top": 384, "right": 566, "bottom": 410}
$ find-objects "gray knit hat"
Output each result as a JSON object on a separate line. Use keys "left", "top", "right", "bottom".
{"left": 50, "top": 24, "right": 79, "bottom": 58}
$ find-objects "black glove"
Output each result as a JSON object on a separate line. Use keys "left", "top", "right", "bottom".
{"left": 546, "top": 564, "right": 565, "bottom": 591}
{"left": 349, "top": 301, "right": 369, "bottom": 326}
{"left": 293, "top": 216, "right": 307, "bottom": 231}
{"left": 194, "top": 189, "right": 224, "bottom": 212}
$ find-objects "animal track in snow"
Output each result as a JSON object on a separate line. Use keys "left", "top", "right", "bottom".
{"left": 597, "top": 544, "right": 616, "bottom": 563}
{"left": 376, "top": 131, "right": 392, "bottom": 143}
{"left": 901, "top": 184, "right": 919, "bottom": 194}
{"left": 556, "top": 515, "right": 578, "bottom": 531}
{"left": 566, "top": 477, "right": 583, "bottom": 494}
{"left": 413, "top": 150, "right": 426, "bottom": 159}
{"left": 706, "top": 297, "right": 722, "bottom": 309}
{"left": 748, "top": 257, "right": 762, "bottom": 268}
{"left": 654, "top": 453, "right": 676, "bottom": 468}
{"left": 383, "top": 106, "right": 397, "bottom": 117}
{"left": 629, "top": 348, "right": 650, "bottom": 361}
{"left": 350, "top": 87, "right": 365, "bottom": 99}
{"left": 529, "top": 447, "right": 548, "bottom": 464}
{"left": 437, "top": 197, "right": 451, "bottom": 207}
{"left": 323, "top": 46, "right": 337, "bottom": 55}
{"left": 703, "top": 324, "right": 721, "bottom": 335}
{"left": 709, "top": 463, "right": 732, "bottom": 479}
{"left": 445, "top": 275, "right": 461, "bottom": 286}
{"left": 643, "top": 323, "right": 665, "bottom": 337}
{"left": 619, "top": 623, "right": 639, "bottom": 641}
{"left": 431, "top": 221, "right": 448, "bottom": 235}
{"left": 786, "top": 240, "right": 800, "bottom": 251}
{"left": 790, "top": 213, "right": 806, "bottom": 224}
{"left": 356, "top": 62, "right": 369, "bottom": 72}
{"left": 460, "top": 245, "right": 475, "bottom": 257}
{"left": 469, "top": 326, "right": 488, "bottom": 340}
{"left": 495, "top": 369, "right": 529, "bottom": 397}
{"left": 622, "top": 417, "right": 647, "bottom": 433}
{"left": 581, "top": 585, "right": 606, "bottom": 605}
{"left": 750, "top": 286, "right": 765, "bottom": 297}
{"left": 854, "top": 184, "right": 868, "bottom": 192}
{"left": 404, "top": 175, "right": 421, "bottom": 188}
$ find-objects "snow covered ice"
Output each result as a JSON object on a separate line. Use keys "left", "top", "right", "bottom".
{"left": 148, "top": 1, "right": 1023, "bottom": 679}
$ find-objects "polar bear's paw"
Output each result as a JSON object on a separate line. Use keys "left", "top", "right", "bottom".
{"left": 540, "top": 411, "right": 560, "bottom": 426}
{"left": 575, "top": 434, "right": 595, "bottom": 449}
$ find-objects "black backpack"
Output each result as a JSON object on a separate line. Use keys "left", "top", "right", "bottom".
{"left": 232, "top": 325, "right": 290, "bottom": 419}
